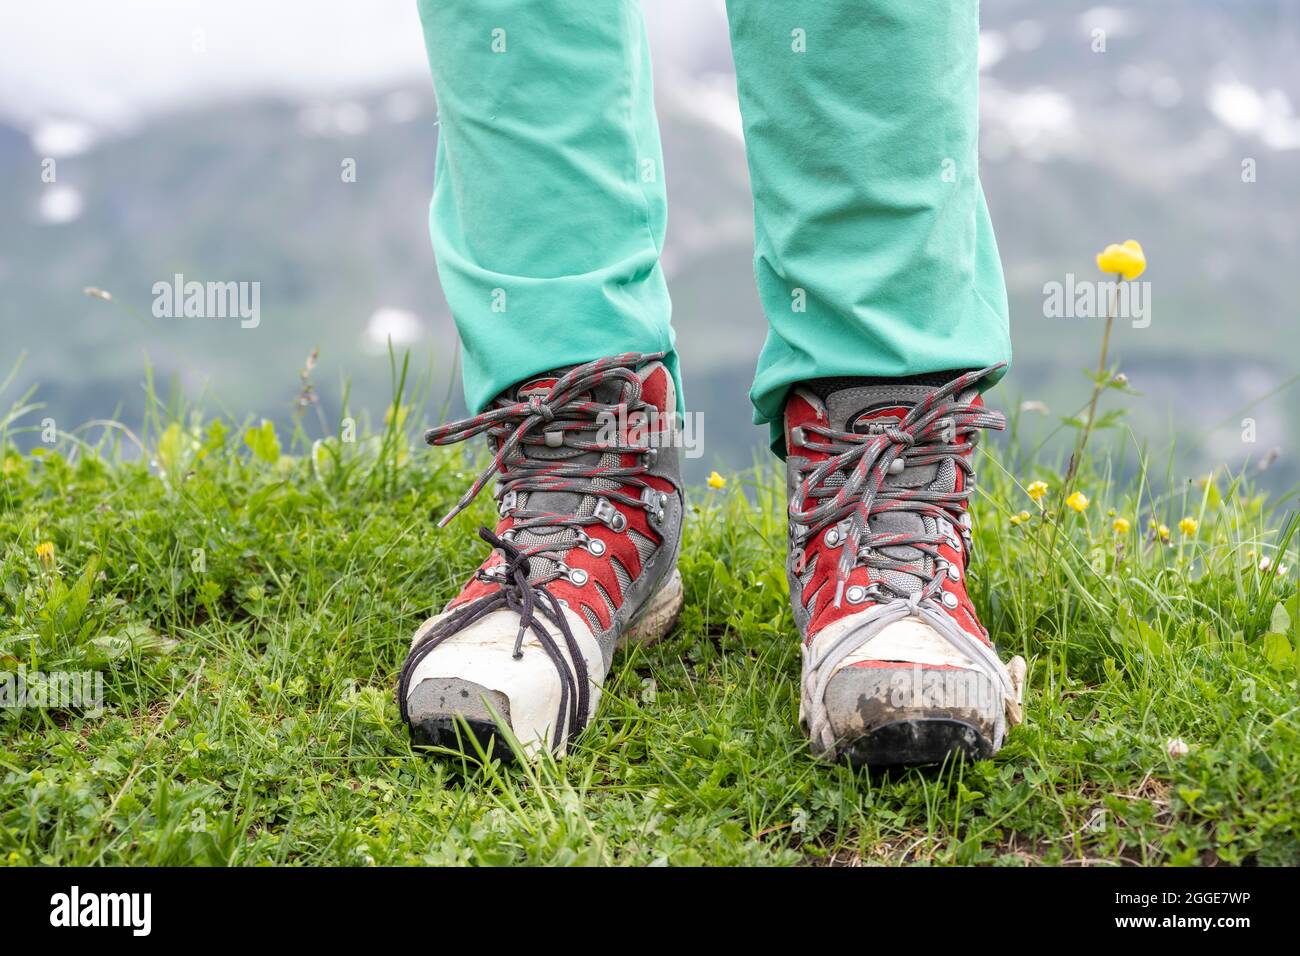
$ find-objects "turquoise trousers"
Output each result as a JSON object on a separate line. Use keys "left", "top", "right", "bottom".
{"left": 416, "top": 0, "right": 1011, "bottom": 453}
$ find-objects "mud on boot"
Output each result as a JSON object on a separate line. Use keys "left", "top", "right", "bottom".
{"left": 398, "top": 352, "right": 685, "bottom": 759}
{"left": 783, "top": 365, "right": 1026, "bottom": 767}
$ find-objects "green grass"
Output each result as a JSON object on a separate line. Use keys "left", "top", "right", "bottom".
{"left": 1, "top": 379, "right": 1298, "bottom": 867}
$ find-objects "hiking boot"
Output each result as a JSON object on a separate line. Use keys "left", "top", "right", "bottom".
{"left": 398, "top": 352, "right": 685, "bottom": 759}
{"left": 783, "top": 366, "right": 1025, "bottom": 767}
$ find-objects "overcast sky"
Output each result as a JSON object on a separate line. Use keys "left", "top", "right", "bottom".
{"left": 0, "top": 0, "right": 726, "bottom": 129}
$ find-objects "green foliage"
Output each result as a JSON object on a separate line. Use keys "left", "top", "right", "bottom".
{"left": 0, "top": 394, "right": 1297, "bottom": 866}
{"left": 243, "top": 420, "right": 281, "bottom": 465}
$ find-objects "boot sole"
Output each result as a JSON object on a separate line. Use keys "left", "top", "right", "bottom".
{"left": 407, "top": 680, "right": 515, "bottom": 760}
{"left": 407, "top": 569, "right": 684, "bottom": 760}
{"left": 839, "top": 717, "right": 994, "bottom": 768}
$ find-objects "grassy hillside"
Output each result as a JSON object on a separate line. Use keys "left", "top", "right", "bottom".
{"left": 2, "top": 374, "right": 1298, "bottom": 865}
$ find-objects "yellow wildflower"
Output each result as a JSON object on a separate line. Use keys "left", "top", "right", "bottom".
{"left": 36, "top": 541, "right": 56, "bottom": 567}
{"left": 384, "top": 403, "right": 410, "bottom": 428}
{"left": 1095, "top": 239, "right": 1146, "bottom": 280}
{"left": 706, "top": 470, "right": 726, "bottom": 490}
{"left": 1113, "top": 516, "right": 1131, "bottom": 534}
{"left": 1179, "top": 516, "right": 1199, "bottom": 536}
{"left": 1065, "top": 491, "right": 1089, "bottom": 513}
{"left": 1026, "top": 480, "right": 1049, "bottom": 503}
{"left": 1157, "top": 524, "right": 1171, "bottom": 543}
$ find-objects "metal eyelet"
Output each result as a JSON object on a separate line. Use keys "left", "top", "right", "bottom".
{"left": 559, "top": 564, "right": 588, "bottom": 586}
{"left": 941, "top": 591, "right": 959, "bottom": 609}
{"left": 946, "top": 562, "right": 961, "bottom": 582}
{"left": 888, "top": 458, "right": 905, "bottom": 475}
{"left": 845, "top": 584, "right": 869, "bottom": 605}
{"left": 544, "top": 430, "right": 564, "bottom": 448}
{"left": 576, "top": 531, "right": 607, "bottom": 556}
{"left": 593, "top": 497, "right": 627, "bottom": 533}
{"left": 498, "top": 490, "right": 517, "bottom": 516}
{"left": 640, "top": 487, "right": 666, "bottom": 513}
{"left": 642, "top": 487, "right": 667, "bottom": 531}
{"left": 824, "top": 527, "right": 841, "bottom": 547}
{"left": 642, "top": 447, "right": 658, "bottom": 465}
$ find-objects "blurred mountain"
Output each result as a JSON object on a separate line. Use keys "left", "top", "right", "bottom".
{"left": 1, "top": 0, "right": 1297, "bottom": 489}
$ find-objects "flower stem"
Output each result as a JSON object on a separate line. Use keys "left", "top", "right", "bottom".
{"left": 1071, "top": 279, "right": 1119, "bottom": 481}
{"left": 1049, "top": 275, "right": 1120, "bottom": 563}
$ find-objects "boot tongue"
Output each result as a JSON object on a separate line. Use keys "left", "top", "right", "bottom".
{"left": 508, "top": 370, "right": 627, "bottom": 484}
{"left": 501, "top": 370, "right": 632, "bottom": 582}
{"left": 822, "top": 383, "right": 943, "bottom": 488}
{"left": 821, "top": 383, "right": 957, "bottom": 595}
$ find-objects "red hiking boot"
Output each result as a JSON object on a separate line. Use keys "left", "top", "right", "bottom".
{"left": 398, "top": 353, "right": 685, "bottom": 759}
{"left": 783, "top": 366, "right": 1025, "bottom": 766}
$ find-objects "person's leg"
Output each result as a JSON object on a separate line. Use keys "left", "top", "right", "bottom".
{"left": 724, "top": 0, "right": 1010, "bottom": 454}
{"left": 417, "top": 0, "right": 680, "bottom": 414}
{"left": 402, "top": 1, "right": 685, "bottom": 759}
{"left": 724, "top": 1, "right": 1023, "bottom": 767}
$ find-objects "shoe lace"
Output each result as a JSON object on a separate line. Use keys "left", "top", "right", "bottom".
{"left": 788, "top": 364, "right": 1007, "bottom": 611}
{"left": 397, "top": 527, "right": 590, "bottom": 751}
{"left": 425, "top": 351, "right": 665, "bottom": 579}
{"left": 400, "top": 351, "right": 664, "bottom": 750}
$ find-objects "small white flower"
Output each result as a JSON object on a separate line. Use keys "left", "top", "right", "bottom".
{"left": 1166, "top": 737, "right": 1190, "bottom": 759}
{"left": 1259, "top": 556, "right": 1289, "bottom": 576}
